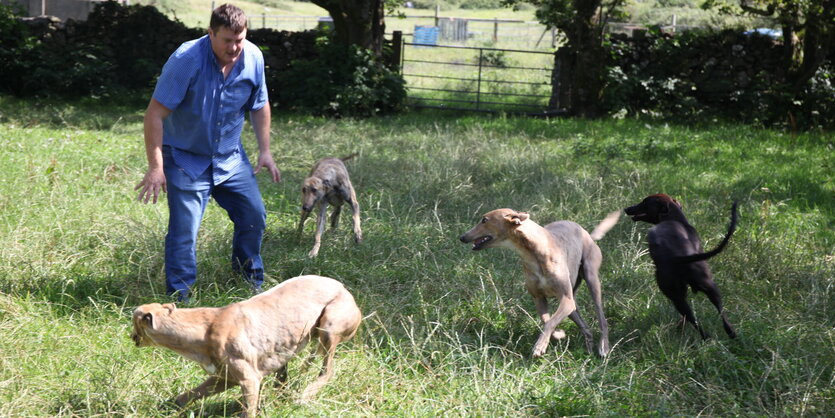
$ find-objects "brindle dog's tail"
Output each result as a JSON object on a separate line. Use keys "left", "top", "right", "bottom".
{"left": 340, "top": 152, "right": 359, "bottom": 161}
{"left": 673, "top": 201, "right": 738, "bottom": 264}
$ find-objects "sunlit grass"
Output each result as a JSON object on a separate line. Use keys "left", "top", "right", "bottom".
{"left": 0, "top": 96, "right": 832, "bottom": 415}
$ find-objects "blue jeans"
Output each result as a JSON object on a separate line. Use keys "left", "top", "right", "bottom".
{"left": 163, "top": 149, "right": 266, "bottom": 298}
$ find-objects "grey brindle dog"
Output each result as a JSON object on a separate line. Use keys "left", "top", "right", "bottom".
{"left": 298, "top": 154, "right": 362, "bottom": 257}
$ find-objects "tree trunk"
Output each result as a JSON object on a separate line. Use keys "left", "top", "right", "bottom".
{"left": 788, "top": 1, "right": 835, "bottom": 96}
{"left": 311, "top": 0, "right": 386, "bottom": 55}
{"left": 560, "top": 0, "right": 604, "bottom": 117}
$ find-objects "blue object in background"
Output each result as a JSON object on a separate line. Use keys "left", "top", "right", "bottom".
{"left": 414, "top": 25, "right": 439, "bottom": 45}
{"left": 743, "top": 28, "right": 782, "bottom": 38}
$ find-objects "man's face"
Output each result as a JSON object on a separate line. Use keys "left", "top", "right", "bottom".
{"left": 209, "top": 26, "right": 246, "bottom": 67}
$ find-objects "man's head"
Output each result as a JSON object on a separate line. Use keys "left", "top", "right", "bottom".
{"left": 208, "top": 4, "right": 248, "bottom": 67}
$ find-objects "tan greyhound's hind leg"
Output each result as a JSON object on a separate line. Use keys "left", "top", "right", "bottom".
{"left": 583, "top": 244, "right": 611, "bottom": 357}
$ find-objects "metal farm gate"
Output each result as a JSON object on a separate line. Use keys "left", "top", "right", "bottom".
{"left": 398, "top": 40, "right": 560, "bottom": 115}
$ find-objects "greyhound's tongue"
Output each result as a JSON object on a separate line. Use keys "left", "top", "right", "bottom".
{"left": 474, "top": 236, "right": 491, "bottom": 249}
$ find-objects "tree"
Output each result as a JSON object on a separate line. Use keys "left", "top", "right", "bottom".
{"left": 704, "top": 0, "right": 835, "bottom": 97}
{"left": 505, "top": 0, "right": 627, "bottom": 117}
{"left": 310, "top": 0, "right": 387, "bottom": 56}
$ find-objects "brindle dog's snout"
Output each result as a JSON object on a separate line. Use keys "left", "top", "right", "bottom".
{"left": 459, "top": 234, "right": 468, "bottom": 243}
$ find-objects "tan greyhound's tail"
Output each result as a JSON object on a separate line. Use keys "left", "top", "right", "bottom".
{"left": 589, "top": 211, "right": 621, "bottom": 241}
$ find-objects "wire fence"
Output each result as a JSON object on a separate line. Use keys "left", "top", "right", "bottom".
{"left": 246, "top": 13, "right": 556, "bottom": 50}
{"left": 400, "top": 42, "right": 557, "bottom": 114}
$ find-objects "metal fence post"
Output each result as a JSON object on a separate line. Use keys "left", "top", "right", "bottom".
{"left": 476, "top": 48, "right": 483, "bottom": 110}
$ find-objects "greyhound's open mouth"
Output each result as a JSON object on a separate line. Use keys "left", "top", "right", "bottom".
{"left": 472, "top": 235, "right": 492, "bottom": 250}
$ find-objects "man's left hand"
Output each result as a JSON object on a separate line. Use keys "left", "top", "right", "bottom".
{"left": 255, "top": 152, "right": 281, "bottom": 182}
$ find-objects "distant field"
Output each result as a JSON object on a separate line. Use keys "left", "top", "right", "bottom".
{"left": 0, "top": 96, "right": 832, "bottom": 416}
{"left": 133, "top": 0, "right": 543, "bottom": 44}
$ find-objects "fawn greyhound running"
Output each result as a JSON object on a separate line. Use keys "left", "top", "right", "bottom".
{"left": 460, "top": 209, "right": 620, "bottom": 358}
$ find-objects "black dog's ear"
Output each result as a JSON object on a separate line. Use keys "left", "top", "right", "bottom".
{"left": 662, "top": 198, "right": 682, "bottom": 214}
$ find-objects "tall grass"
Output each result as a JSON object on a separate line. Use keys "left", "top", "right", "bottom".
{"left": 0, "top": 96, "right": 832, "bottom": 415}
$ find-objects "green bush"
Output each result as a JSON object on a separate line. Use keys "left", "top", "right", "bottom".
{"left": 277, "top": 41, "right": 406, "bottom": 117}
{"left": 602, "top": 28, "right": 835, "bottom": 127}
{"left": 0, "top": 4, "right": 36, "bottom": 96}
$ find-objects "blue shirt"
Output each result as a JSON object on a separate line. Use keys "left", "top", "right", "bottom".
{"left": 153, "top": 35, "right": 268, "bottom": 184}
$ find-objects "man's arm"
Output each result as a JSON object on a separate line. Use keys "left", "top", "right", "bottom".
{"left": 251, "top": 102, "right": 280, "bottom": 183}
{"left": 135, "top": 98, "right": 172, "bottom": 204}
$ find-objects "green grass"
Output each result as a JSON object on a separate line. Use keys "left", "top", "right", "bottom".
{"left": 0, "top": 96, "right": 833, "bottom": 416}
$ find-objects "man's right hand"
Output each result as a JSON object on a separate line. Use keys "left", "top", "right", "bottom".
{"left": 135, "top": 167, "right": 167, "bottom": 204}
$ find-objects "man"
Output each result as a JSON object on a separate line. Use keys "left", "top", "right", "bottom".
{"left": 135, "top": 4, "right": 280, "bottom": 301}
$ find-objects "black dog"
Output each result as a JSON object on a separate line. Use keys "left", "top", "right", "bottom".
{"left": 625, "top": 194, "right": 738, "bottom": 339}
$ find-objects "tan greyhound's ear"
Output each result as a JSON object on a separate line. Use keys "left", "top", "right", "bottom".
{"left": 162, "top": 303, "right": 176, "bottom": 313}
{"left": 142, "top": 312, "right": 154, "bottom": 329}
{"left": 504, "top": 211, "right": 529, "bottom": 225}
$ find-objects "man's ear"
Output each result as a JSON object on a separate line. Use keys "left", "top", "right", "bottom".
{"left": 504, "top": 211, "right": 529, "bottom": 225}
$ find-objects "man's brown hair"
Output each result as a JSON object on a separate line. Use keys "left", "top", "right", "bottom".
{"left": 210, "top": 4, "right": 247, "bottom": 33}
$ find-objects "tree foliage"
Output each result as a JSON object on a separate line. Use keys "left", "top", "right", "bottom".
{"left": 703, "top": 0, "right": 835, "bottom": 97}
{"left": 310, "top": 0, "right": 387, "bottom": 55}
{"left": 501, "top": 0, "right": 627, "bottom": 117}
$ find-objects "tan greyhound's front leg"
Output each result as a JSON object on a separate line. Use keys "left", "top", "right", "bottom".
{"left": 525, "top": 270, "right": 566, "bottom": 341}
{"left": 174, "top": 376, "right": 237, "bottom": 409}
{"left": 532, "top": 295, "right": 576, "bottom": 358}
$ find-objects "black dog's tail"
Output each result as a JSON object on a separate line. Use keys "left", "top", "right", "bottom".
{"left": 673, "top": 201, "right": 738, "bottom": 264}
{"left": 340, "top": 152, "right": 359, "bottom": 161}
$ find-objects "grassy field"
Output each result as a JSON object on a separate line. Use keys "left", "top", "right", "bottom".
{"left": 0, "top": 96, "right": 833, "bottom": 416}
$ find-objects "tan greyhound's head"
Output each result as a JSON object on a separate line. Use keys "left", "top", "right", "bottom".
{"left": 131, "top": 303, "right": 176, "bottom": 347}
{"left": 459, "top": 208, "right": 530, "bottom": 251}
{"left": 625, "top": 194, "right": 683, "bottom": 224}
